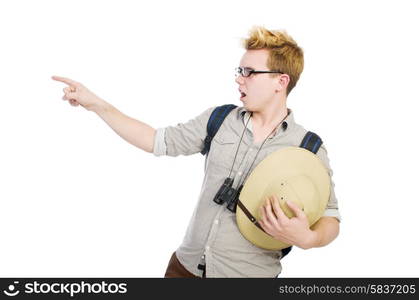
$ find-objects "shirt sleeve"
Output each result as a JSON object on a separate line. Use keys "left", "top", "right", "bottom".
{"left": 316, "top": 143, "right": 342, "bottom": 222}
{"left": 153, "top": 106, "right": 216, "bottom": 157}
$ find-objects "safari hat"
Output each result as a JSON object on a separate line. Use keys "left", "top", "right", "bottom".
{"left": 236, "top": 146, "right": 331, "bottom": 250}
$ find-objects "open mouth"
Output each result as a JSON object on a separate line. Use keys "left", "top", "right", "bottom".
{"left": 240, "top": 92, "right": 247, "bottom": 98}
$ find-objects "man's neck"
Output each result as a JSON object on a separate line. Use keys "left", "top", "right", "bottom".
{"left": 251, "top": 102, "right": 288, "bottom": 129}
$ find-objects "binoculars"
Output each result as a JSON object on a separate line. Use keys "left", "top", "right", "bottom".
{"left": 213, "top": 178, "right": 243, "bottom": 213}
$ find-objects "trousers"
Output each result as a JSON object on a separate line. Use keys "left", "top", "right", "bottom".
{"left": 164, "top": 251, "right": 205, "bottom": 278}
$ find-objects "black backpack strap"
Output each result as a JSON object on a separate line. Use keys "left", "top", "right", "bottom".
{"left": 281, "top": 131, "right": 323, "bottom": 259}
{"left": 200, "top": 104, "right": 237, "bottom": 155}
{"left": 299, "top": 131, "right": 323, "bottom": 154}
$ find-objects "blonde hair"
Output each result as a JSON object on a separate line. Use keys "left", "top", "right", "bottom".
{"left": 242, "top": 26, "right": 304, "bottom": 95}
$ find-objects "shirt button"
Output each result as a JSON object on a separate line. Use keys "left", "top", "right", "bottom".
{"left": 238, "top": 171, "right": 242, "bottom": 176}
{"left": 214, "top": 219, "right": 219, "bottom": 225}
{"left": 205, "top": 246, "right": 210, "bottom": 251}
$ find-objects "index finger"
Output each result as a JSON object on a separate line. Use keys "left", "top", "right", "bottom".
{"left": 51, "top": 76, "right": 78, "bottom": 87}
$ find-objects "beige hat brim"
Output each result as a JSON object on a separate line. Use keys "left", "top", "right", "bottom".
{"left": 236, "top": 147, "right": 331, "bottom": 250}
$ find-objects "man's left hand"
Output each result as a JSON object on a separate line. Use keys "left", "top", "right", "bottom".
{"left": 259, "top": 195, "right": 318, "bottom": 249}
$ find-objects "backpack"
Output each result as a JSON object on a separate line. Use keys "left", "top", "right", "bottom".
{"left": 201, "top": 104, "right": 323, "bottom": 258}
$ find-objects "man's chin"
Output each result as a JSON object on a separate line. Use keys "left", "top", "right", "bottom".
{"left": 242, "top": 102, "right": 254, "bottom": 112}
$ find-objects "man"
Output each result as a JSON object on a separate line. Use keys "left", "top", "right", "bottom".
{"left": 52, "top": 26, "right": 340, "bottom": 278}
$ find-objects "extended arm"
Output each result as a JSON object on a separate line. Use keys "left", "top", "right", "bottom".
{"left": 52, "top": 76, "right": 156, "bottom": 153}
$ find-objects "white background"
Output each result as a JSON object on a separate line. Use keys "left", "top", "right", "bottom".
{"left": 1, "top": 0, "right": 418, "bottom": 277}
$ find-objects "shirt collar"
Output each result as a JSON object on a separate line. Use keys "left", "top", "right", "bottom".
{"left": 238, "top": 106, "right": 295, "bottom": 138}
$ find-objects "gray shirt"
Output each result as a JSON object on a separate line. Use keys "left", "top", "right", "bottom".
{"left": 153, "top": 106, "right": 341, "bottom": 278}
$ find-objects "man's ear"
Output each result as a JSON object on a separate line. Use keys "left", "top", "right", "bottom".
{"left": 277, "top": 74, "right": 290, "bottom": 91}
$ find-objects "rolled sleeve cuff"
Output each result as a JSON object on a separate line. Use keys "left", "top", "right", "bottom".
{"left": 153, "top": 128, "right": 167, "bottom": 157}
{"left": 323, "top": 208, "right": 342, "bottom": 223}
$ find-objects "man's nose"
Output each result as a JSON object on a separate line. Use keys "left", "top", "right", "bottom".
{"left": 235, "top": 75, "right": 244, "bottom": 85}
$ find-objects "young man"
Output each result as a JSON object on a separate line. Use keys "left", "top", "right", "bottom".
{"left": 52, "top": 26, "right": 340, "bottom": 278}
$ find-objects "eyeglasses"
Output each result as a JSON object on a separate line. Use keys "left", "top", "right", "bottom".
{"left": 235, "top": 67, "right": 283, "bottom": 78}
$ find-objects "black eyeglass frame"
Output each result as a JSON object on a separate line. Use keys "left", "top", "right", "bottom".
{"left": 235, "top": 67, "right": 284, "bottom": 77}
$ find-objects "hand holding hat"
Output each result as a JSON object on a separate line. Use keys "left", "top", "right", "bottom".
{"left": 259, "top": 196, "right": 319, "bottom": 250}
{"left": 236, "top": 147, "right": 331, "bottom": 250}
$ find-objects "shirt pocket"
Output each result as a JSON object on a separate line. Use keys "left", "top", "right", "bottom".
{"left": 207, "top": 132, "right": 238, "bottom": 173}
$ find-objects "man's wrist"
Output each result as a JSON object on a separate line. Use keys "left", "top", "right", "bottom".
{"left": 301, "top": 230, "right": 319, "bottom": 250}
{"left": 91, "top": 98, "right": 111, "bottom": 114}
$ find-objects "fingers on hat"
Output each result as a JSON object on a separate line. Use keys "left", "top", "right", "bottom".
{"left": 270, "top": 196, "right": 287, "bottom": 221}
{"left": 259, "top": 206, "right": 268, "bottom": 225}
{"left": 263, "top": 199, "right": 278, "bottom": 225}
{"left": 286, "top": 200, "right": 304, "bottom": 218}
